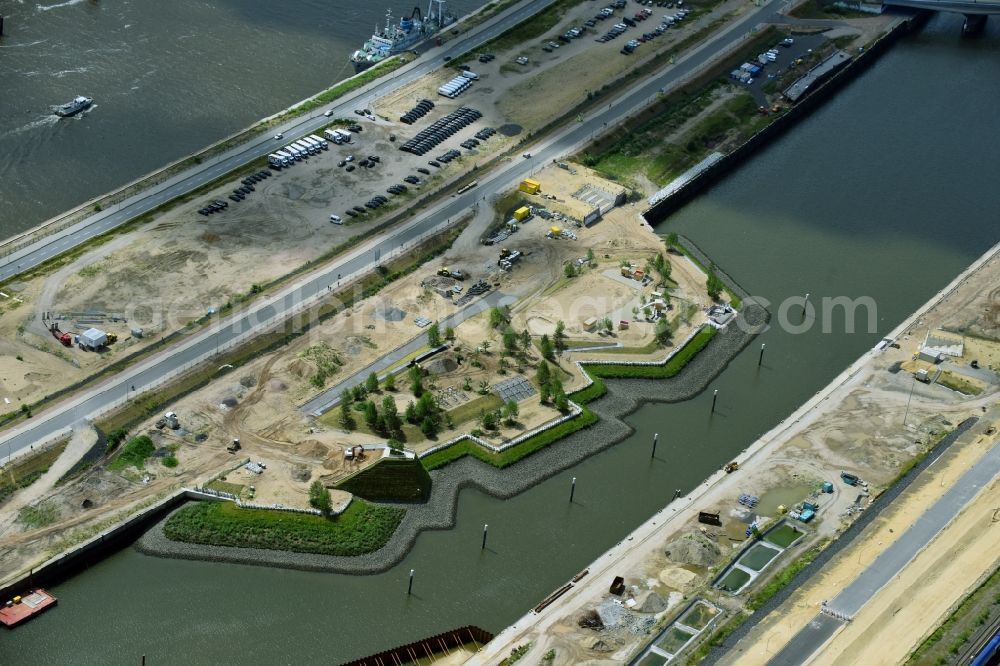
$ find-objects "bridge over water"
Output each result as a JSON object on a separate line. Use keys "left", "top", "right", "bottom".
{"left": 879, "top": 0, "right": 1000, "bottom": 34}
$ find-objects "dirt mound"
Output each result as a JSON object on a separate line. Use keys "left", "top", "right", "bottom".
{"left": 637, "top": 591, "right": 667, "bottom": 614}
{"left": 587, "top": 638, "right": 614, "bottom": 653}
{"left": 295, "top": 439, "right": 329, "bottom": 458}
{"left": 267, "top": 378, "right": 287, "bottom": 391}
{"left": 290, "top": 465, "right": 311, "bottom": 482}
{"left": 664, "top": 532, "right": 722, "bottom": 567}
{"left": 287, "top": 358, "right": 313, "bottom": 379}
{"left": 578, "top": 610, "right": 603, "bottom": 629}
{"left": 423, "top": 356, "right": 458, "bottom": 375}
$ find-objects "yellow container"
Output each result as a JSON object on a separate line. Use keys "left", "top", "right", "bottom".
{"left": 513, "top": 206, "right": 530, "bottom": 221}
{"left": 519, "top": 179, "right": 540, "bottom": 194}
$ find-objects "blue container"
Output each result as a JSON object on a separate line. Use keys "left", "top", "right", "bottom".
{"left": 799, "top": 509, "right": 815, "bottom": 523}
{"left": 822, "top": 481, "right": 834, "bottom": 493}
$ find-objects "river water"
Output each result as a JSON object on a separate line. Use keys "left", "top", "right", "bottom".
{"left": 5, "top": 11, "right": 1000, "bottom": 666}
{"left": 0, "top": 0, "right": 484, "bottom": 240}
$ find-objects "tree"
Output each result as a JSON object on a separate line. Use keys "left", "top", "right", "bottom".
{"left": 554, "top": 389, "right": 569, "bottom": 413}
{"left": 586, "top": 248, "right": 595, "bottom": 265}
{"left": 383, "top": 372, "right": 396, "bottom": 392}
{"left": 498, "top": 356, "right": 509, "bottom": 374}
{"left": 480, "top": 339, "right": 491, "bottom": 354}
{"left": 309, "top": 480, "right": 332, "bottom": 515}
{"left": 340, "top": 388, "right": 353, "bottom": 406}
{"left": 653, "top": 253, "right": 672, "bottom": 284}
{"left": 536, "top": 360, "right": 551, "bottom": 386}
{"left": 427, "top": 322, "right": 441, "bottom": 347}
{"left": 363, "top": 400, "right": 378, "bottom": 429}
{"left": 444, "top": 326, "right": 455, "bottom": 341}
{"left": 365, "top": 372, "right": 380, "bottom": 393}
{"left": 707, "top": 270, "right": 724, "bottom": 301}
{"left": 382, "top": 396, "right": 401, "bottom": 433}
{"left": 563, "top": 262, "right": 577, "bottom": 278}
{"left": 387, "top": 438, "right": 403, "bottom": 454}
{"left": 602, "top": 317, "right": 614, "bottom": 333}
{"left": 520, "top": 329, "right": 532, "bottom": 350}
{"left": 408, "top": 365, "right": 424, "bottom": 397}
{"left": 421, "top": 415, "right": 438, "bottom": 438}
{"left": 502, "top": 328, "right": 519, "bottom": 354}
{"left": 351, "top": 385, "right": 367, "bottom": 402}
{"left": 488, "top": 306, "right": 508, "bottom": 329}
{"left": 554, "top": 320, "right": 567, "bottom": 352}
{"left": 539, "top": 334, "right": 555, "bottom": 361}
{"left": 666, "top": 232, "right": 679, "bottom": 249}
{"left": 338, "top": 402, "right": 356, "bottom": 431}
{"left": 539, "top": 381, "right": 551, "bottom": 405}
{"left": 405, "top": 400, "right": 418, "bottom": 424}
{"left": 481, "top": 409, "right": 498, "bottom": 431}
{"left": 503, "top": 400, "right": 519, "bottom": 425}
{"left": 655, "top": 317, "right": 675, "bottom": 345}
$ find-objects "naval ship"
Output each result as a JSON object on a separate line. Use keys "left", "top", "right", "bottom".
{"left": 350, "top": 0, "right": 456, "bottom": 72}
{"left": 53, "top": 96, "right": 93, "bottom": 117}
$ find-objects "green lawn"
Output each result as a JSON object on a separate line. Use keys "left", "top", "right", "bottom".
{"left": 163, "top": 499, "right": 404, "bottom": 556}
{"left": 583, "top": 326, "right": 717, "bottom": 379}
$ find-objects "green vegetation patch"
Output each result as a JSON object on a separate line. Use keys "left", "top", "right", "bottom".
{"left": 0, "top": 441, "right": 66, "bottom": 505}
{"left": 583, "top": 326, "right": 717, "bottom": 379}
{"left": 335, "top": 457, "right": 432, "bottom": 503}
{"left": 422, "top": 404, "right": 598, "bottom": 471}
{"left": 908, "top": 562, "right": 1000, "bottom": 664}
{"left": 205, "top": 480, "right": 245, "bottom": 497}
{"left": 108, "top": 435, "right": 156, "bottom": 471}
{"left": 164, "top": 499, "right": 404, "bottom": 556}
{"left": 17, "top": 499, "right": 61, "bottom": 529}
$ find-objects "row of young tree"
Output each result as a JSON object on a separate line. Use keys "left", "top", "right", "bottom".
{"left": 338, "top": 366, "right": 447, "bottom": 439}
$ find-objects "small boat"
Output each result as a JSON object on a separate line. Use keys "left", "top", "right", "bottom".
{"left": 54, "top": 96, "right": 93, "bottom": 117}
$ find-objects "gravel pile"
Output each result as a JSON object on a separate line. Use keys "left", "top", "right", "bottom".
{"left": 137, "top": 305, "right": 769, "bottom": 574}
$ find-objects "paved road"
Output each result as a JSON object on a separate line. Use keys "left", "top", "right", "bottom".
{"left": 300, "top": 291, "right": 516, "bottom": 415}
{"left": 0, "top": 0, "right": 785, "bottom": 461}
{"left": 0, "top": 0, "right": 558, "bottom": 281}
{"left": 768, "top": 430, "right": 1000, "bottom": 666}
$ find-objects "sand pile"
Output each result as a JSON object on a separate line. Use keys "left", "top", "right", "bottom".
{"left": 664, "top": 532, "right": 722, "bottom": 567}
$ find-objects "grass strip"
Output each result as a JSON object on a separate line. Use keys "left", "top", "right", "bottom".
{"left": 747, "top": 539, "right": 828, "bottom": 611}
{"left": 0, "top": 441, "right": 67, "bottom": 505}
{"left": 164, "top": 498, "right": 404, "bottom": 556}
{"left": 582, "top": 326, "right": 717, "bottom": 379}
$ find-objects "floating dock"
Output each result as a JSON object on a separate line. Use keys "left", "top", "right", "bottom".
{"left": 1, "top": 589, "right": 57, "bottom": 628}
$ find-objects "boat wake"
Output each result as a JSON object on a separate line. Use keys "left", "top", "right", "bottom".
{"left": 37, "top": 0, "right": 86, "bottom": 12}
{"left": 5, "top": 114, "right": 60, "bottom": 138}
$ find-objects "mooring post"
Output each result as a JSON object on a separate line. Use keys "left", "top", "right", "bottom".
{"left": 758, "top": 343, "right": 765, "bottom": 366}
{"left": 711, "top": 389, "right": 718, "bottom": 413}
{"left": 408, "top": 569, "right": 414, "bottom": 595}
{"left": 570, "top": 476, "right": 576, "bottom": 503}
{"left": 482, "top": 524, "right": 488, "bottom": 550}
{"left": 651, "top": 432, "right": 659, "bottom": 458}
{"left": 141, "top": 656, "right": 145, "bottom": 666}
{"left": 674, "top": 488, "right": 681, "bottom": 500}
{"left": 803, "top": 293, "right": 810, "bottom": 321}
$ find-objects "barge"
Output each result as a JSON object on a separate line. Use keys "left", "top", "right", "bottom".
{"left": 1, "top": 589, "right": 57, "bottom": 628}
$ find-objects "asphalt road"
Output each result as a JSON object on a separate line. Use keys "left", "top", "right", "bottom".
{"left": 300, "top": 290, "right": 516, "bottom": 416}
{"left": 0, "top": 0, "right": 558, "bottom": 281}
{"left": 767, "top": 432, "right": 1000, "bottom": 666}
{"left": 0, "top": 0, "right": 784, "bottom": 461}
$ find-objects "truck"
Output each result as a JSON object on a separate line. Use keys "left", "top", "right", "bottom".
{"left": 267, "top": 153, "right": 287, "bottom": 168}
{"left": 283, "top": 144, "right": 304, "bottom": 160}
{"left": 308, "top": 134, "right": 328, "bottom": 149}
{"left": 293, "top": 140, "right": 315, "bottom": 155}
{"left": 301, "top": 137, "right": 321, "bottom": 152}
{"left": 460, "top": 70, "right": 479, "bottom": 80}
{"left": 323, "top": 128, "right": 341, "bottom": 143}
{"left": 275, "top": 150, "right": 295, "bottom": 164}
